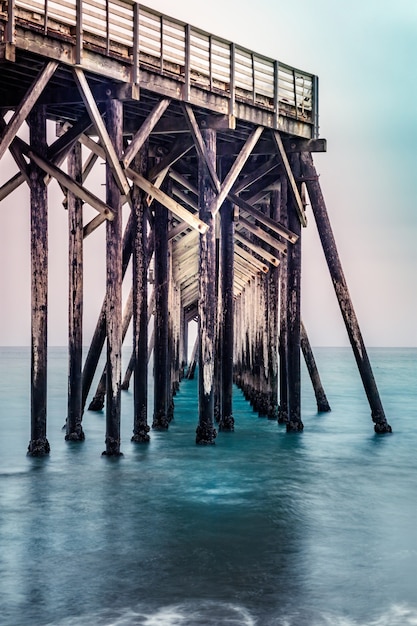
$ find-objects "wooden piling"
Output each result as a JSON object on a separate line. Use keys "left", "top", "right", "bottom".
{"left": 266, "top": 190, "right": 280, "bottom": 419}
{"left": 131, "top": 145, "right": 150, "bottom": 442}
{"left": 27, "top": 106, "right": 50, "bottom": 456}
{"left": 219, "top": 200, "right": 235, "bottom": 431}
{"left": 82, "top": 213, "right": 133, "bottom": 411}
{"left": 66, "top": 140, "right": 85, "bottom": 441}
{"left": 152, "top": 197, "right": 170, "bottom": 430}
{"left": 299, "top": 151, "right": 392, "bottom": 433}
{"left": 286, "top": 156, "right": 303, "bottom": 432}
{"left": 300, "top": 321, "right": 331, "bottom": 412}
{"left": 103, "top": 99, "right": 123, "bottom": 456}
{"left": 278, "top": 177, "right": 289, "bottom": 424}
{"left": 196, "top": 128, "right": 217, "bottom": 444}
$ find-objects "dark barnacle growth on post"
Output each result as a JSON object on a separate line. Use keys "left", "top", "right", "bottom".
{"left": 27, "top": 438, "right": 50, "bottom": 456}
{"left": 152, "top": 412, "right": 170, "bottom": 431}
{"left": 102, "top": 436, "right": 123, "bottom": 456}
{"left": 286, "top": 420, "right": 304, "bottom": 433}
{"left": 219, "top": 415, "right": 235, "bottom": 432}
{"left": 277, "top": 404, "right": 288, "bottom": 425}
{"left": 196, "top": 423, "right": 217, "bottom": 445}
{"left": 373, "top": 411, "right": 393, "bottom": 434}
{"left": 65, "top": 426, "right": 85, "bottom": 442}
{"left": 88, "top": 392, "right": 105, "bottom": 412}
{"left": 131, "top": 424, "right": 150, "bottom": 443}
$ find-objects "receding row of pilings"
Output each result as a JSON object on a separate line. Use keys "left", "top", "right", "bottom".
{"left": 16, "top": 102, "right": 392, "bottom": 457}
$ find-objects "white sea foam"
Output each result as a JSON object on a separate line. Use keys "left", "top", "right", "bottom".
{"left": 45, "top": 602, "right": 417, "bottom": 626}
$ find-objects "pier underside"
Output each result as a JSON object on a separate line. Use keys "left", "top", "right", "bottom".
{"left": 0, "top": 2, "right": 391, "bottom": 455}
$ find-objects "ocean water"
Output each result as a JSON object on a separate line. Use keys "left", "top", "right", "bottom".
{"left": 0, "top": 346, "right": 416, "bottom": 626}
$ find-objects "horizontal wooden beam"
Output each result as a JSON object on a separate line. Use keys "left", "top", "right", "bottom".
{"left": 283, "top": 137, "right": 327, "bottom": 153}
{"left": 238, "top": 215, "right": 287, "bottom": 255}
{"left": 125, "top": 169, "right": 208, "bottom": 234}
{"left": 235, "top": 231, "right": 280, "bottom": 267}
{"left": 228, "top": 192, "right": 298, "bottom": 243}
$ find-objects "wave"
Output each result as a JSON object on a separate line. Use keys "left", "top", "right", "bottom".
{"left": 44, "top": 602, "right": 417, "bottom": 626}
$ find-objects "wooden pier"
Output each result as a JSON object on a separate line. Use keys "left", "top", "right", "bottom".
{"left": 0, "top": 1, "right": 392, "bottom": 455}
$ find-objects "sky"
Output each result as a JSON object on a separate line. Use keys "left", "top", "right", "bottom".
{"left": 0, "top": 0, "right": 416, "bottom": 347}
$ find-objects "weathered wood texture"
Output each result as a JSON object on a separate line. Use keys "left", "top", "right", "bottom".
{"left": 103, "top": 98, "right": 123, "bottom": 456}
{"left": 300, "top": 321, "right": 331, "bottom": 413}
{"left": 278, "top": 177, "right": 289, "bottom": 424}
{"left": 299, "top": 151, "right": 392, "bottom": 433}
{"left": 219, "top": 200, "right": 235, "bottom": 431}
{"left": 286, "top": 155, "right": 303, "bottom": 432}
{"left": 196, "top": 128, "right": 217, "bottom": 444}
{"left": 132, "top": 145, "right": 150, "bottom": 442}
{"left": 66, "top": 140, "right": 85, "bottom": 441}
{"left": 152, "top": 196, "right": 170, "bottom": 430}
{"left": 27, "top": 106, "right": 50, "bottom": 456}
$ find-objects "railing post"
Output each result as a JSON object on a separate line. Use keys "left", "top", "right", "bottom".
{"left": 312, "top": 75, "right": 319, "bottom": 138}
{"left": 184, "top": 24, "right": 190, "bottom": 102}
{"left": 6, "top": 0, "right": 15, "bottom": 44}
{"left": 75, "top": 0, "right": 83, "bottom": 65}
{"left": 132, "top": 2, "right": 140, "bottom": 85}
{"left": 273, "top": 60, "right": 279, "bottom": 130}
{"left": 229, "top": 42, "right": 235, "bottom": 118}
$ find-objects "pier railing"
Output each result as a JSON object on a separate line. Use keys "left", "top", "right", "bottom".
{"left": 1, "top": 0, "right": 319, "bottom": 135}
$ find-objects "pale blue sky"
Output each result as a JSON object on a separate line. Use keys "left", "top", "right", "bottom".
{"left": 0, "top": 0, "right": 416, "bottom": 346}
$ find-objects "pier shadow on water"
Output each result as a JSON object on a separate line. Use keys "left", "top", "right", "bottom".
{"left": 1, "top": 347, "right": 417, "bottom": 625}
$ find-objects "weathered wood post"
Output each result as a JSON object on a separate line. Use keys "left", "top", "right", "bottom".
{"left": 27, "top": 106, "right": 50, "bottom": 456}
{"left": 267, "top": 190, "right": 280, "bottom": 419}
{"left": 299, "top": 151, "right": 392, "bottom": 433}
{"left": 82, "top": 213, "right": 133, "bottom": 410}
{"left": 196, "top": 128, "right": 217, "bottom": 444}
{"left": 300, "top": 321, "right": 331, "bottom": 412}
{"left": 219, "top": 199, "right": 235, "bottom": 430}
{"left": 152, "top": 197, "right": 170, "bottom": 430}
{"left": 103, "top": 99, "right": 123, "bottom": 456}
{"left": 66, "top": 140, "right": 85, "bottom": 441}
{"left": 278, "top": 177, "right": 289, "bottom": 424}
{"left": 131, "top": 145, "right": 150, "bottom": 442}
{"left": 286, "top": 156, "right": 303, "bottom": 432}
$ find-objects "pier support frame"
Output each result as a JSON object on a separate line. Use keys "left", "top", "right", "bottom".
{"left": 299, "top": 151, "right": 391, "bottom": 433}
{"left": 27, "top": 106, "right": 50, "bottom": 456}
{"left": 196, "top": 128, "right": 217, "bottom": 444}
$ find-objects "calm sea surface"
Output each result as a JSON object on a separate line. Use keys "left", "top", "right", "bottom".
{"left": 0, "top": 347, "right": 416, "bottom": 625}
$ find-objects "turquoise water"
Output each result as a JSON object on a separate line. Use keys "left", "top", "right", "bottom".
{"left": 0, "top": 347, "right": 416, "bottom": 625}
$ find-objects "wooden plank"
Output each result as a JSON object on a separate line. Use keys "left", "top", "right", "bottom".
{"left": 211, "top": 126, "right": 263, "bottom": 214}
{"left": 234, "top": 242, "right": 269, "bottom": 273}
{"left": 272, "top": 130, "right": 307, "bottom": 227}
{"left": 23, "top": 146, "right": 114, "bottom": 220}
{"left": 238, "top": 215, "right": 288, "bottom": 254}
{"left": 122, "top": 97, "right": 171, "bottom": 167}
{"left": 234, "top": 231, "right": 280, "bottom": 267}
{"left": 125, "top": 168, "right": 208, "bottom": 234}
{"left": 181, "top": 102, "right": 220, "bottom": 193}
{"left": 228, "top": 192, "right": 298, "bottom": 243}
{"left": 0, "top": 61, "right": 58, "bottom": 162}
{"left": 72, "top": 67, "right": 131, "bottom": 197}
